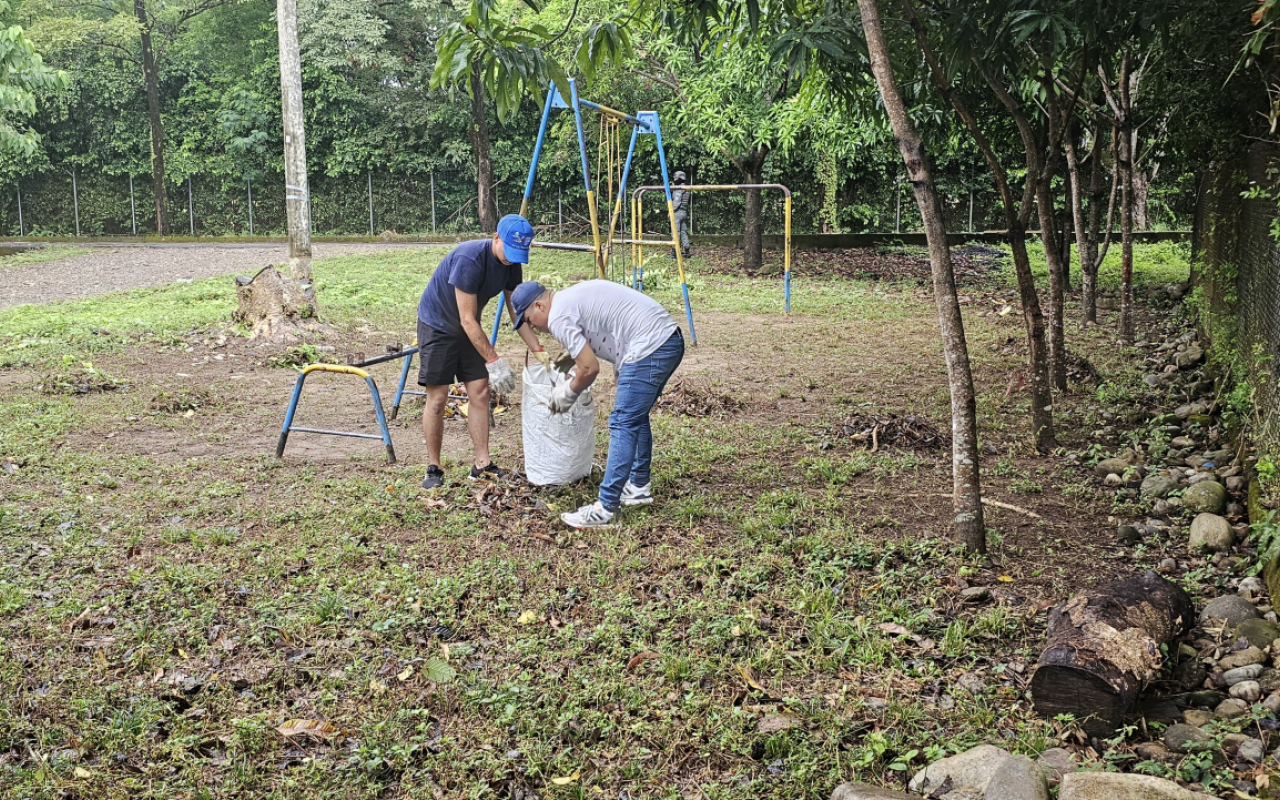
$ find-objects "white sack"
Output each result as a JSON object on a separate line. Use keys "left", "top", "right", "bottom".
{"left": 522, "top": 363, "right": 595, "bottom": 486}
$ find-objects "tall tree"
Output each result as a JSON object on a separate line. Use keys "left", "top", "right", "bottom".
{"left": 30, "top": 0, "right": 236, "bottom": 234}
{"left": 857, "top": 0, "right": 985, "bottom": 551}
{"left": 0, "top": 1, "right": 66, "bottom": 157}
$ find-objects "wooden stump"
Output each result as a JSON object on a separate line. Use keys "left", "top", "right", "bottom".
{"left": 1030, "top": 570, "right": 1193, "bottom": 737}
{"left": 234, "top": 265, "right": 318, "bottom": 340}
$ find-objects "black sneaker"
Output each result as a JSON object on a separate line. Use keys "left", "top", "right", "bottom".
{"left": 421, "top": 465, "right": 445, "bottom": 490}
{"left": 468, "top": 462, "right": 509, "bottom": 482}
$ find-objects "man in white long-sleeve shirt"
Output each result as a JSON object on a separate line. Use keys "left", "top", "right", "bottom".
{"left": 510, "top": 279, "right": 685, "bottom": 528}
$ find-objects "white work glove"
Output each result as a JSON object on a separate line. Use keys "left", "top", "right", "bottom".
{"left": 486, "top": 357, "right": 516, "bottom": 395}
{"left": 548, "top": 381, "right": 580, "bottom": 413}
{"left": 530, "top": 348, "right": 551, "bottom": 370}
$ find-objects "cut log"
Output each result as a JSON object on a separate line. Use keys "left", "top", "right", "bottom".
{"left": 234, "top": 265, "right": 318, "bottom": 340}
{"left": 1030, "top": 570, "right": 1193, "bottom": 737}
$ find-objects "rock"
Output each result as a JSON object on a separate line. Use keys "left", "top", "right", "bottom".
{"left": 1240, "top": 738, "right": 1266, "bottom": 763}
{"left": 1217, "top": 698, "right": 1250, "bottom": 718}
{"left": 985, "top": 754, "right": 1050, "bottom": 800}
{"left": 1260, "top": 668, "right": 1280, "bottom": 695}
{"left": 961, "top": 586, "right": 991, "bottom": 603}
{"left": 908, "top": 744, "right": 1011, "bottom": 800}
{"left": 1200, "top": 595, "right": 1262, "bottom": 627}
{"left": 1223, "top": 732, "right": 1251, "bottom": 752}
{"left": 1174, "top": 659, "right": 1207, "bottom": 690}
{"left": 1239, "top": 577, "right": 1268, "bottom": 596}
{"left": 1140, "top": 474, "right": 1181, "bottom": 499}
{"left": 1034, "top": 748, "right": 1076, "bottom": 785}
{"left": 1058, "top": 771, "right": 1202, "bottom": 799}
{"left": 1158, "top": 557, "right": 1179, "bottom": 572}
{"left": 1139, "top": 699, "right": 1182, "bottom": 723}
{"left": 831, "top": 783, "right": 914, "bottom": 800}
{"left": 1263, "top": 691, "right": 1280, "bottom": 715}
{"left": 1219, "top": 646, "right": 1268, "bottom": 671}
{"left": 1163, "top": 722, "right": 1211, "bottom": 753}
{"left": 1183, "top": 481, "right": 1227, "bottom": 515}
{"left": 956, "top": 672, "right": 986, "bottom": 695}
{"left": 1134, "top": 741, "right": 1175, "bottom": 762}
{"left": 1227, "top": 502, "right": 1246, "bottom": 518}
{"left": 1238, "top": 618, "right": 1280, "bottom": 648}
{"left": 1174, "top": 401, "right": 1209, "bottom": 419}
{"left": 1189, "top": 513, "right": 1235, "bottom": 552}
{"left": 1187, "top": 471, "right": 1219, "bottom": 485}
{"left": 1104, "top": 473, "right": 1124, "bottom": 487}
{"left": 1117, "top": 524, "right": 1142, "bottom": 544}
{"left": 1230, "top": 680, "right": 1262, "bottom": 702}
{"left": 1095, "top": 450, "right": 1138, "bottom": 478}
{"left": 1176, "top": 345, "right": 1204, "bottom": 369}
{"left": 1224, "top": 664, "right": 1266, "bottom": 685}
{"left": 1184, "top": 689, "right": 1225, "bottom": 707}
{"left": 757, "top": 714, "right": 799, "bottom": 733}
{"left": 1182, "top": 709, "right": 1214, "bottom": 726}
{"left": 1227, "top": 476, "right": 1246, "bottom": 492}
{"left": 1207, "top": 448, "right": 1234, "bottom": 464}
{"left": 1171, "top": 436, "right": 1197, "bottom": 448}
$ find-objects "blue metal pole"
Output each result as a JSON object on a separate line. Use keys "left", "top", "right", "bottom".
{"left": 650, "top": 116, "right": 696, "bottom": 345}
{"left": 570, "top": 80, "right": 592, "bottom": 196}
{"left": 364, "top": 376, "right": 397, "bottom": 464}
{"left": 276, "top": 372, "right": 309, "bottom": 457}
{"left": 391, "top": 350, "right": 415, "bottom": 420}
{"left": 490, "top": 294, "right": 505, "bottom": 346}
{"left": 521, "top": 86, "right": 556, "bottom": 217}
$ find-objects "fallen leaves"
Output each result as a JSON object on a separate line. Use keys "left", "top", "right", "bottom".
{"left": 654, "top": 378, "right": 742, "bottom": 417}
{"left": 550, "top": 772, "right": 580, "bottom": 786}
{"left": 517, "top": 610, "right": 539, "bottom": 625}
{"left": 275, "top": 719, "right": 339, "bottom": 739}
{"left": 837, "top": 412, "right": 949, "bottom": 452}
{"left": 626, "top": 650, "right": 660, "bottom": 670}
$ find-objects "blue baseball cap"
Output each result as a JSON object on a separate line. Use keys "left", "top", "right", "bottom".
{"left": 511, "top": 280, "right": 547, "bottom": 330}
{"left": 496, "top": 214, "right": 534, "bottom": 264}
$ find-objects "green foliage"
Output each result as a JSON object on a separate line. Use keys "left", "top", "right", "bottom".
{"left": 0, "top": 2, "right": 66, "bottom": 157}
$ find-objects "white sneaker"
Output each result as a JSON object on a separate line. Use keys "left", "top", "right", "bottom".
{"left": 620, "top": 481, "right": 654, "bottom": 506}
{"left": 560, "top": 501, "right": 615, "bottom": 529}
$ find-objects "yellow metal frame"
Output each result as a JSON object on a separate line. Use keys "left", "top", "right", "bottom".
{"left": 631, "top": 183, "right": 794, "bottom": 316}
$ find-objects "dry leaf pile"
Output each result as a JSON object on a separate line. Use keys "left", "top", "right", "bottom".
{"left": 654, "top": 378, "right": 742, "bottom": 417}
{"left": 836, "top": 412, "right": 949, "bottom": 451}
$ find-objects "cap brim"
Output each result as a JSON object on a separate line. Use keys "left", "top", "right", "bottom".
{"left": 513, "top": 312, "right": 527, "bottom": 330}
{"left": 506, "top": 245, "right": 530, "bottom": 264}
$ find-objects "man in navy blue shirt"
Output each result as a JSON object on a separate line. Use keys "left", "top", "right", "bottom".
{"left": 417, "top": 214, "right": 547, "bottom": 489}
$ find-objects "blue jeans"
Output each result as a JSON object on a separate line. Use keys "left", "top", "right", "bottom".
{"left": 598, "top": 330, "right": 685, "bottom": 512}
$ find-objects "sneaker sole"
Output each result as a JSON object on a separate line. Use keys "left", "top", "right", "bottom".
{"left": 560, "top": 515, "right": 615, "bottom": 530}
{"left": 620, "top": 496, "right": 653, "bottom": 507}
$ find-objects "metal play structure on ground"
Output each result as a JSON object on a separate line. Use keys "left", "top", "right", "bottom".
{"left": 488, "top": 79, "right": 699, "bottom": 345}
{"left": 631, "top": 183, "right": 793, "bottom": 316}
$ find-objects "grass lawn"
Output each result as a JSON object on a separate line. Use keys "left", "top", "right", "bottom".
{"left": 0, "top": 241, "right": 1195, "bottom": 798}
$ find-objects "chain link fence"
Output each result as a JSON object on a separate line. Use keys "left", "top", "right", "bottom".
{"left": 1193, "top": 142, "right": 1280, "bottom": 443}
{"left": 0, "top": 160, "right": 1192, "bottom": 239}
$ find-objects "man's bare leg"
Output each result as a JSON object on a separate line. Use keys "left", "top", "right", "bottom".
{"left": 422, "top": 384, "right": 450, "bottom": 467}
{"left": 463, "top": 378, "right": 491, "bottom": 468}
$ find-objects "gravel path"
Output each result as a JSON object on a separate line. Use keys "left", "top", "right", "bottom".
{"left": 0, "top": 242, "right": 449, "bottom": 310}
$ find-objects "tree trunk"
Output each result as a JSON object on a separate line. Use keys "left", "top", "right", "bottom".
{"left": 1118, "top": 53, "right": 1135, "bottom": 343}
{"left": 1065, "top": 128, "right": 1096, "bottom": 326}
{"left": 135, "top": 0, "right": 168, "bottom": 235}
{"left": 740, "top": 149, "right": 767, "bottom": 273}
{"left": 1036, "top": 167, "right": 1068, "bottom": 392}
{"left": 899, "top": 0, "right": 1056, "bottom": 452}
{"left": 1132, "top": 164, "right": 1151, "bottom": 231}
{"left": 234, "top": 266, "right": 318, "bottom": 340}
{"left": 1030, "top": 570, "right": 1193, "bottom": 738}
{"left": 860, "top": 0, "right": 985, "bottom": 553}
{"left": 471, "top": 66, "right": 499, "bottom": 233}
{"left": 277, "top": 0, "right": 313, "bottom": 292}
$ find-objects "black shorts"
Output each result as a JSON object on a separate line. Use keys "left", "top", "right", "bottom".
{"left": 416, "top": 321, "right": 488, "bottom": 386}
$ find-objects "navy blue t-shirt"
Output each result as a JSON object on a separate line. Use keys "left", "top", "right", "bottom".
{"left": 417, "top": 239, "right": 522, "bottom": 337}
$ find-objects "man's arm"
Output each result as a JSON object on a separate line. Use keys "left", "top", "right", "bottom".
{"left": 455, "top": 288, "right": 499, "bottom": 363}
{"left": 569, "top": 342, "right": 600, "bottom": 394}
{"left": 506, "top": 289, "right": 542, "bottom": 351}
